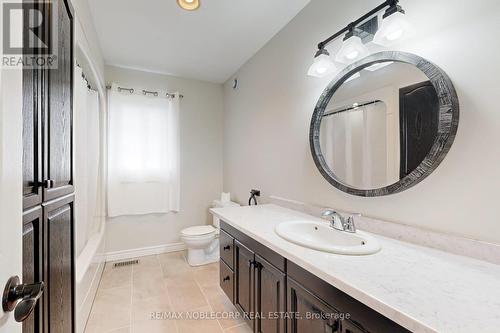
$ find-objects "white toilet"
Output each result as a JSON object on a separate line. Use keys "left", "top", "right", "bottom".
{"left": 181, "top": 199, "right": 240, "bottom": 266}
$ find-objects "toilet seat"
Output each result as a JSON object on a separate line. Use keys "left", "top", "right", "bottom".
{"left": 181, "top": 225, "right": 216, "bottom": 238}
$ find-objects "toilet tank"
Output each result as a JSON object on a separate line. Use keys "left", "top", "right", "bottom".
{"left": 212, "top": 200, "right": 240, "bottom": 228}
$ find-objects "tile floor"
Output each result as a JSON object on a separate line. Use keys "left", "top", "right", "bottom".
{"left": 85, "top": 251, "right": 252, "bottom": 333}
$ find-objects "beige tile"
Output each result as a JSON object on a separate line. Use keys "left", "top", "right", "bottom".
{"left": 132, "top": 319, "right": 177, "bottom": 333}
{"left": 165, "top": 275, "right": 208, "bottom": 311}
{"left": 176, "top": 306, "right": 223, "bottom": 333}
{"left": 193, "top": 262, "right": 219, "bottom": 288}
{"left": 108, "top": 327, "right": 131, "bottom": 333}
{"left": 132, "top": 295, "right": 172, "bottom": 322}
{"left": 132, "top": 266, "right": 168, "bottom": 302}
{"left": 99, "top": 262, "right": 133, "bottom": 290}
{"left": 134, "top": 255, "right": 160, "bottom": 269}
{"left": 205, "top": 289, "right": 244, "bottom": 329}
{"left": 86, "top": 286, "right": 132, "bottom": 332}
{"left": 160, "top": 252, "right": 194, "bottom": 279}
{"left": 224, "top": 323, "right": 253, "bottom": 333}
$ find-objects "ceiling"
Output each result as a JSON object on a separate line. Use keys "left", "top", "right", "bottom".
{"left": 87, "top": 0, "right": 310, "bottom": 83}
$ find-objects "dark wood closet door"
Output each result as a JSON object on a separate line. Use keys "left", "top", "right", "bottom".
{"left": 399, "top": 80, "right": 439, "bottom": 178}
{"left": 22, "top": 207, "right": 44, "bottom": 333}
{"left": 43, "top": 195, "right": 74, "bottom": 333}
{"left": 254, "top": 255, "right": 286, "bottom": 333}
{"left": 43, "top": 0, "right": 74, "bottom": 201}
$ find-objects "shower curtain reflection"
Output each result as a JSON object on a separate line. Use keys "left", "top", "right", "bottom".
{"left": 320, "top": 101, "right": 391, "bottom": 189}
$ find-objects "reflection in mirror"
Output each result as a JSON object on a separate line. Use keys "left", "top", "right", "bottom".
{"left": 319, "top": 61, "right": 439, "bottom": 190}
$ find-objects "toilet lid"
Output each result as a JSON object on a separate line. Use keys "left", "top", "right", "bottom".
{"left": 181, "top": 225, "right": 215, "bottom": 237}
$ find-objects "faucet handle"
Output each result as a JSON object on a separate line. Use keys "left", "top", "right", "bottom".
{"left": 343, "top": 213, "right": 361, "bottom": 233}
{"left": 321, "top": 209, "right": 336, "bottom": 219}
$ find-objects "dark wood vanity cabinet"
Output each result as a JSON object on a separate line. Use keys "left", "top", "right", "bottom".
{"left": 220, "top": 221, "right": 411, "bottom": 333}
{"left": 254, "top": 254, "right": 286, "bottom": 333}
{"left": 287, "top": 278, "right": 340, "bottom": 333}
{"left": 234, "top": 240, "right": 255, "bottom": 329}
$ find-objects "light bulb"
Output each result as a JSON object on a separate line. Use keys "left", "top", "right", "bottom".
{"left": 346, "top": 50, "right": 359, "bottom": 60}
{"left": 307, "top": 50, "right": 337, "bottom": 78}
{"left": 177, "top": 0, "right": 200, "bottom": 11}
{"left": 335, "top": 35, "right": 369, "bottom": 64}
{"left": 373, "top": 11, "right": 414, "bottom": 46}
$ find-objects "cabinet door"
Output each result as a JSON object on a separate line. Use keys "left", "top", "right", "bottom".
{"left": 43, "top": 195, "right": 74, "bottom": 333}
{"left": 234, "top": 240, "right": 255, "bottom": 329}
{"left": 339, "top": 319, "right": 368, "bottom": 333}
{"left": 287, "top": 278, "right": 340, "bottom": 333}
{"left": 43, "top": 0, "right": 74, "bottom": 201}
{"left": 22, "top": 207, "right": 44, "bottom": 333}
{"left": 255, "top": 255, "right": 286, "bottom": 333}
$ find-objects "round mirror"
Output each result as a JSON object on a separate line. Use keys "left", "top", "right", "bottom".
{"left": 310, "top": 52, "right": 459, "bottom": 196}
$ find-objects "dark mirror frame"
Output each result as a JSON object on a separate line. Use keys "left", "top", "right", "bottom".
{"left": 310, "top": 51, "right": 459, "bottom": 197}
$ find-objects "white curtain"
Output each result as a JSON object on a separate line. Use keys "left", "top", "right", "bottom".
{"left": 74, "top": 65, "right": 101, "bottom": 256}
{"left": 107, "top": 83, "right": 180, "bottom": 217}
{"left": 321, "top": 102, "right": 387, "bottom": 189}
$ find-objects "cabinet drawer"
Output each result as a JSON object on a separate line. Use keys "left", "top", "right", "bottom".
{"left": 220, "top": 260, "right": 234, "bottom": 302}
{"left": 220, "top": 229, "right": 234, "bottom": 268}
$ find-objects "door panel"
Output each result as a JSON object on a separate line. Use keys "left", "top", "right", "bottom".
{"left": 22, "top": 207, "right": 44, "bottom": 333}
{"left": 22, "top": 64, "right": 42, "bottom": 210}
{"left": 44, "top": 0, "right": 73, "bottom": 201}
{"left": 287, "top": 279, "right": 340, "bottom": 333}
{"left": 399, "top": 80, "right": 439, "bottom": 178}
{"left": 255, "top": 255, "right": 286, "bottom": 333}
{"left": 234, "top": 240, "right": 255, "bottom": 328}
{"left": 43, "top": 195, "right": 74, "bottom": 333}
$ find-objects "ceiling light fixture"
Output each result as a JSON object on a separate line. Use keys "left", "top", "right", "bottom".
{"left": 177, "top": 0, "right": 200, "bottom": 11}
{"left": 307, "top": 49, "right": 337, "bottom": 78}
{"left": 373, "top": 2, "right": 413, "bottom": 46}
{"left": 307, "top": 0, "right": 411, "bottom": 77}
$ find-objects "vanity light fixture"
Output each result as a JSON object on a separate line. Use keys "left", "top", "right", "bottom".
{"left": 335, "top": 28, "right": 370, "bottom": 64}
{"left": 177, "top": 0, "right": 200, "bottom": 11}
{"left": 373, "top": 2, "right": 413, "bottom": 46}
{"left": 307, "top": 0, "right": 410, "bottom": 77}
{"left": 307, "top": 48, "right": 337, "bottom": 78}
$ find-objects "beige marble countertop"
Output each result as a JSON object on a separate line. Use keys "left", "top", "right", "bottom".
{"left": 210, "top": 204, "right": 500, "bottom": 333}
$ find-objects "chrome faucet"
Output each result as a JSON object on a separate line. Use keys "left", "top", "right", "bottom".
{"left": 321, "top": 210, "right": 360, "bottom": 233}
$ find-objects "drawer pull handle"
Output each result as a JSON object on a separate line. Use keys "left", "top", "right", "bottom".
{"left": 223, "top": 276, "right": 230, "bottom": 282}
{"left": 223, "top": 245, "right": 231, "bottom": 251}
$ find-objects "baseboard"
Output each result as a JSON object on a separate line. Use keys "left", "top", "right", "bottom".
{"left": 105, "top": 242, "right": 186, "bottom": 262}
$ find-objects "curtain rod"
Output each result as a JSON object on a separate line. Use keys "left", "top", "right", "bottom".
{"left": 105, "top": 85, "right": 184, "bottom": 99}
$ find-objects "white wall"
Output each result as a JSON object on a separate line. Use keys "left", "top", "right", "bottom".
{"left": 105, "top": 65, "right": 224, "bottom": 253}
{"left": 223, "top": 0, "right": 500, "bottom": 244}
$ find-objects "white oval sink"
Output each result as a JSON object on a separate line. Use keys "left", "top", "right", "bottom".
{"left": 275, "top": 220, "right": 381, "bottom": 255}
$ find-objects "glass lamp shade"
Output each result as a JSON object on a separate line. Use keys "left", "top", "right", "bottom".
{"left": 373, "top": 12, "right": 414, "bottom": 46}
{"left": 307, "top": 53, "right": 337, "bottom": 78}
{"left": 177, "top": 0, "right": 200, "bottom": 11}
{"left": 335, "top": 36, "right": 370, "bottom": 64}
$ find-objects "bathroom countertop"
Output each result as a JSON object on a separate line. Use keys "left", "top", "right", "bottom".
{"left": 210, "top": 204, "right": 500, "bottom": 333}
